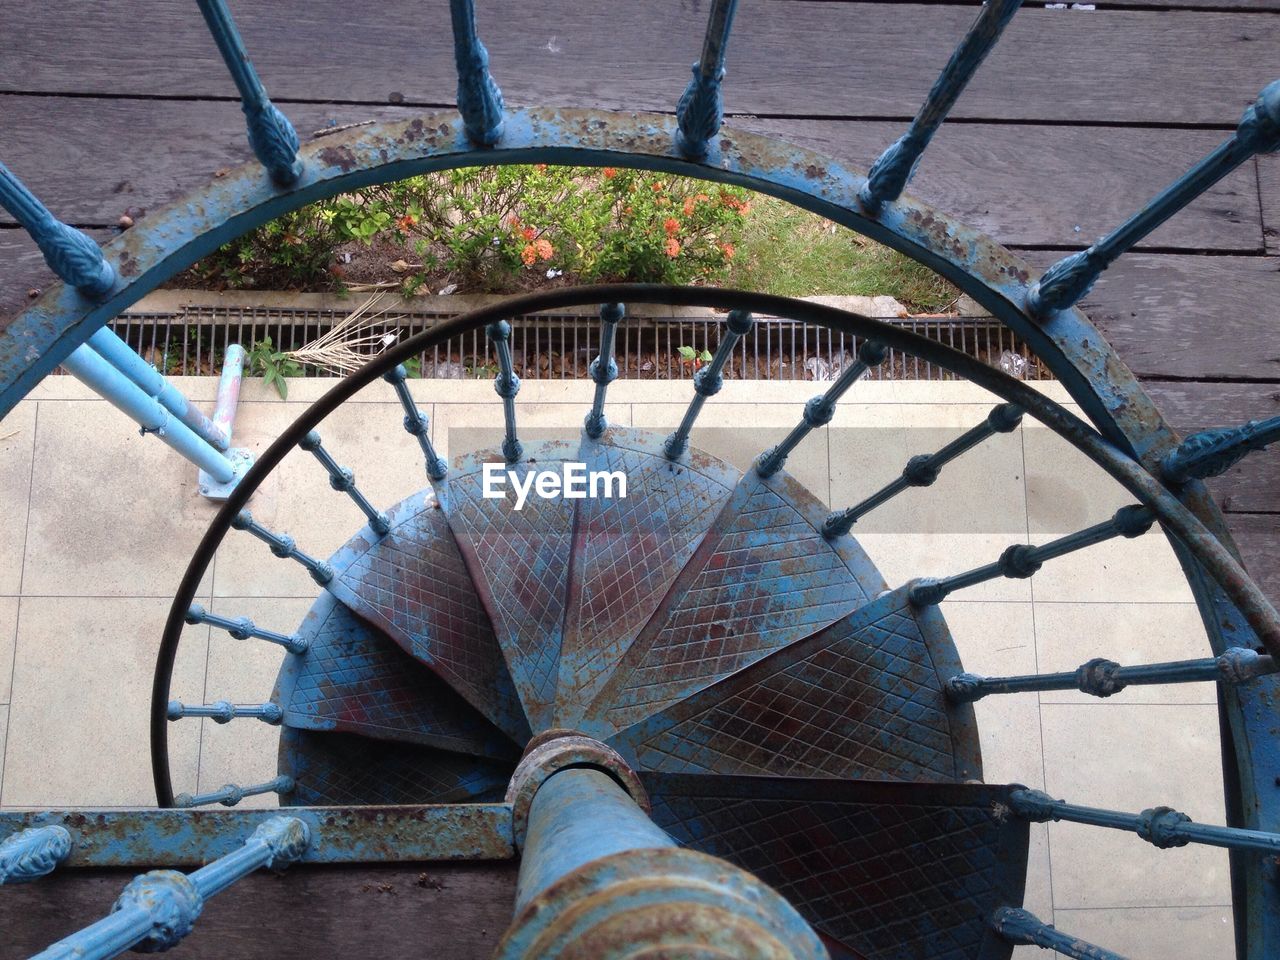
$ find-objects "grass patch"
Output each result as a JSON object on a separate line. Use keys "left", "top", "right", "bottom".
{"left": 726, "top": 194, "right": 958, "bottom": 311}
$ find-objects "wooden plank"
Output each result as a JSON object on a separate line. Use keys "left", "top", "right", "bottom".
{"left": 0, "top": 862, "right": 518, "bottom": 959}
{"left": 0, "top": 97, "right": 1261, "bottom": 255}
{"left": 1, "top": 3, "right": 1276, "bottom": 125}
{"left": 1144, "top": 380, "right": 1280, "bottom": 513}
{"left": 779, "top": 0, "right": 1280, "bottom": 9}
{"left": 1228, "top": 513, "right": 1280, "bottom": 602}
{"left": 0, "top": 226, "right": 115, "bottom": 327}
{"left": 1258, "top": 153, "right": 1280, "bottom": 255}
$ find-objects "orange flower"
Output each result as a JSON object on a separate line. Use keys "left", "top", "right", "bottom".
{"left": 522, "top": 226, "right": 537, "bottom": 241}
{"left": 663, "top": 217, "right": 680, "bottom": 237}
{"left": 396, "top": 213, "right": 418, "bottom": 231}
{"left": 534, "top": 163, "right": 548, "bottom": 172}
{"left": 521, "top": 244, "right": 538, "bottom": 266}
{"left": 624, "top": 205, "right": 633, "bottom": 215}
{"left": 534, "top": 238, "right": 554, "bottom": 261}
{"left": 720, "top": 242, "right": 736, "bottom": 260}
{"left": 682, "top": 198, "right": 696, "bottom": 216}
{"left": 695, "top": 193, "right": 709, "bottom": 202}
{"left": 651, "top": 181, "right": 665, "bottom": 192}
{"left": 664, "top": 238, "right": 680, "bottom": 257}
{"left": 506, "top": 213, "right": 521, "bottom": 227}
{"left": 602, "top": 167, "right": 618, "bottom": 179}
{"left": 739, "top": 200, "right": 752, "bottom": 215}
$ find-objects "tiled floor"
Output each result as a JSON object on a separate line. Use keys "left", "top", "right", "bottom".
{"left": 0, "top": 373, "right": 1231, "bottom": 957}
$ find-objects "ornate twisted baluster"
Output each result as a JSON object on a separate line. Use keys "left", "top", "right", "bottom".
{"left": 909, "top": 504, "right": 1154, "bottom": 606}
{"left": 947, "top": 646, "right": 1275, "bottom": 703}
{"left": 185, "top": 603, "right": 307, "bottom": 654}
{"left": 1027, "top": 79, "right": 1280, "bottom": 319}
{"left": 675, "top": 0, "right": 740, "bottom": 159}
{"left": 824, "top": 402, "right": 1022, "bottom": 537}
{"left": 298, "top": 430, "right": 390, "bottom": 535}
{"left": 1161, "top": 415, "right": 1280, "bottom": 485}
{"left": 757, "top": 340, "right": 887, "bottom": 477}
{"left": 194, "top": 0, "right": 301, "bottom": 185}
{"left": 449, "top": 0, "right": 505, "bottom": 146}
{"left": 166, "top": 700, "right": 283, "bottom": 725}
{"left": 231, "top": 510, "right": 333, "bottom": 585}
{"left": 0, "top": 826, "right": 73, "bottom": 885}
{"left": 173, "top": 776, "right": 295, "bottom": 810}
{"left": 990, "top": 907, "right": 1127, "bottom": 960}
{"left": 28, "top": 817, "right": 308, "bottom": 960}
{"left": 1011, "top": 789, "right": 1280, "bottom": 854}
{"left": 860, "top": 0, "right": 1023, "bottom": 211}
{"left": 584, "top": 303, "right": 625, "bottom": 439}
{"left": 488, "top": 320, "right": 523, "bottom": 463}
{"left": 384, "top": 364, "right": 448, "bottom": 481}
{"left": 0, "top": 161, "right": 117, "bottom": 298}
{"left": 662, "top": 310, "right": 755, "bottom": 459}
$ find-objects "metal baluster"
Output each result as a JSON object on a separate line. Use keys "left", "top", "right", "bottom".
{"left": 0, "top": 161, "right": 116, "bottom": 297}
{"left": 449, "top": 0, "right": 505, "bottom": 146}
{"left": 990, "top": 907, "right": 1128, "bottom": 960}
{"left": 675, "top": 0, "right": 740, "bottom": 159}
{"left": 29, "top": 817, "right": 308, "bottom": 960}
{"left": 298, "top": 431, "right": 390, "bottom": 535}
{"left": 1010, "top": 789, "right": 1280, "bottom": 855}
{"left": 230, "top": 511, "right": 334, "bottom": 585}
{"left": 909, "top": 504, "right": 1154, "bottom": 606}
{"left": 185, "top": 603, "right": 307, "bottom": 654}
{"left": 584, "top": 303, "right": 625, "bottom": 439}
{"left": 947, "top": 646, "right": 1276, "bottom": 703}
{"left": 824, "top": 402, "right": 1023, "bottom": 537}
{"left": 173, "top": 776, "right": 295, "bottom": 810}
{"left": 384, "top": 364, "right": 448, "bottom": 481}
{"left": 757, "top": 340, "right": 887, "bottom": 477}
{"left": 861, "top": 0, "right": 1023, "bottom": 211}
{"left": 0, "top": 826, "right": 73, "bottom": 884}
{"left": 1161, "top": 415, "right": 1280, "bottom": 485}
{"left": 166, "top": 700, "right": 284, "bottom": 725}
{"left": 60, "top": 346, "right": 238, "bottom": 483}
{"left": 82, "top": 327, "right": 229, "bottom": 449}
{"left": 1027, "top": 79, "right": 1280, "bottom": 319}
{"left": 663, "top": 310, "right": 755, "bottom": 459}
{"left": 194, "top": 0, "right": 302, "bottom": 185}
{"left": 488, "top": 320, "right": 523, "bottom": 463}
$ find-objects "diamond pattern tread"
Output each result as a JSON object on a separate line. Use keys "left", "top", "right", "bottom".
{"left": 609, "top": 586, "right": 981, "bottom": 783}
{"left": 274, "top": 592, "right": 518, "bottom": 761}
{"left": 279, "top": 727, "right": 512, "bottom": 806}
{"left": 442, "top": 440, "right": 581, "bottom": 732}
{"left": 644, "top": 773, "right": 1028, "bottom": 960}
{"left": 324, "top": 492, "right": 530, "bottom": 744}
{"left": 584, "top": 468, "right": 886, "bottom": 736}
{"left": 556, "top": 427, "right": 739, "bottom": 726}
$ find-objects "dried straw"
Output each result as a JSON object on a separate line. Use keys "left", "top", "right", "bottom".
{"left": 285, "top": 293, "right": 405, "bottom": 374}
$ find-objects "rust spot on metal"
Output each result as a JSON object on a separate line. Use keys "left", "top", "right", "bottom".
{"left": 318, "top": 145, "right": 359, "bottom": 173}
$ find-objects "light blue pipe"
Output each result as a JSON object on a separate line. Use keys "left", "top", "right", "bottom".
{"left": 86, "top": 327, "right": 229, "bottom": 450}
{"left": 61, "top": 346, "right": 236, "bottom": 483}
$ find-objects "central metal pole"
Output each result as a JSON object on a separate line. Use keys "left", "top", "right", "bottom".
{"left": 498, "top": 750, "right": 828, "bottom": 959}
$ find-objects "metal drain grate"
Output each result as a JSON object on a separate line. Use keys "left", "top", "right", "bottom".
{"left": 101, "top": 299, "right": 1050, "bottom": 382}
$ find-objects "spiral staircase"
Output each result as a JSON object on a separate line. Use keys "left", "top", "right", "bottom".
{"left": 1, "top": 1, "right": 1280, "bottom": 958}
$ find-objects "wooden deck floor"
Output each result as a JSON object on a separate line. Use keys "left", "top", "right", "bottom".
{"left": 0, "top": 0, "right": 1276, "bottom": 591}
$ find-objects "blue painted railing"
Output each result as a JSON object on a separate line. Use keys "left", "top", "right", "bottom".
{"left": 584, "top": 303, "right": 624, "bottom": 439}
{"left": 675, "top": 0, "right": 740, "bottom": 159}
{"left": 663, "top": 309, "right": 754, "bottom": 459}
{"left": 909, "top": 504, "right": 1154, "bottom": 605}
{"left": 0, "top": 826, "right": 73, "bottom": 885}
{"left": 756, "top": 340, "right": 887, "bottom": 478}
{"left": 384, "top": 364, "right": 448, "bottom": 481}
{"left": 449, "top": 0, "right": 506, "bottom": 147}
{"left": 174, "top": 776, "right": 295, "bottom": 810}
{"left": 166, "top": 700, "right": 283, "bottom": 725}
{"left": 1011, "top": 789, "right": 1280, "bottom": 854}
{"left": 990, "top": 907, "right": 1127, "bottom": 960}
{"left": 299, "top": 430, "right": 390, "bottom": 535}
{"left": 488, "top": 320, "right": 523, "bottom": 463}
{"left": 947, "top": 646, "right": 1276, "bottom": 702}
{"left": 824, "top": 402, "right": 1023, "bottom": 536}
{"left": 231, "top": 511, "right": 334, "bottom": 585}
{"left": 185, "top": 603, "right": 308, "bottom": 654}
{"left": 1162, "top": 416, "right": 1280, "bottom": 485}
{"left": 29, "top": 817, "right": 308, "bottom": 960}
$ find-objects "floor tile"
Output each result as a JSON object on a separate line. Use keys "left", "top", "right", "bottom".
{"left": 1035, "top": 602, "right": 1214, "bottom": 704}
{"left": 191, "top": 597, "right": 313, "bottom": 809}
{"left": 0, "top": 705, "right": 8, "bottom": 798}
{"left": 1052, "top": 904, "right": 1234, "bottom": 960}
{"left": 2, "top": 597, "right": 205, "bottom": 806}
{"left": 1024, "top": 422, "right": 1135, "bottom": 535}
{"left": 0, "top": 596, "right": 17, "bottom": 704}
{"left": 1041, "top": 702, "right": 1230, "bottom": 908}
{"left": 856, "top": 533, "right": 1033, "bottom": 600}
{"left": 434, "top": 402, "right": 626, "bottom": 461}
{"left": 0, "top": 401, "right": 36, "bottom": 595}
{"left": 22, "top": 400, "right": 218, "bottom": 598}
{"left": 1028, "top": 530, "right": 1194, "bottom": 604}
